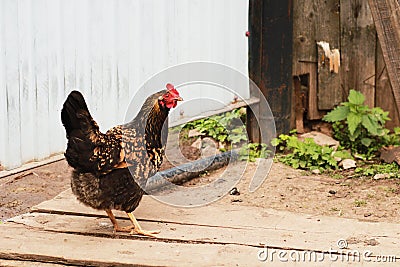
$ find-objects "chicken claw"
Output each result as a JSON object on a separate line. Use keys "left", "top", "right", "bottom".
{"left": 129, "top": 229, "right": 160, "bottom": 237}
{"left": 127, "top": 212, "right": 159, "bottom": 238}
{"left": 115, "top": 225, "right": 135, "bottom": 233}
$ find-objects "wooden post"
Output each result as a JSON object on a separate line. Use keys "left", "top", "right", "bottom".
{"left": 247, "top": 0, "right": 263, "bottom": 143}
{"left": 375, "top": 40, "right": 400, "bottom": 130}
{"left": 248, "top": 0, "right": 294, "bottom": 140}
{"left": 369, "top": 0, "right": 400, "bottom": 110}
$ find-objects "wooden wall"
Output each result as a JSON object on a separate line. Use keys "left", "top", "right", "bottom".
{"left": 292, "top": 0, "right": 400, "bottom": 130}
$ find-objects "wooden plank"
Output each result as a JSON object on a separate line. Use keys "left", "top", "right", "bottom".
{"left": 369, "top": 0, "right": 400, "bottom": 111}
{"left": 294, "top": 78, "right": 305, "bottom": 133}
{"left": 0, "top": 154, "right": 64, "bottom": 179}
{"left": 0, "top": 224, "right": 259, "bottom": 267}
{"left": 0, "top": 259, "right": 67, "bottom": 267}
{"left": 28, "top": 189, "right": 400, "bottom": 256}
{"left": 292, "top": 0, "right": 322, "bottom": 120}
{"left": 340, "top": 0, "right": 377, "bottom": 108}
{"left": 7, "top": 211, "right": 400, "bottom": 258}
{"left": 261, "top": 0, "right": 294, "bottom": 134}
{"left": 375, "top": 41, "right": 400, "bottom": 130}
{"left": 315, "top": 0, "right": 342, "bottom": 110}
{"left": 250, "top": 0, "right": 294, "bottom": 135}
{"left": 247, "top": 0, "right": 263, "bottom": 142}
{"left": 292, "top": 0, "right": 317, "bottom": 75}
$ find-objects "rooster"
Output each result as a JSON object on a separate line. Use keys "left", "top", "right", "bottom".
{"left": 61, "top": 84, "right": 182, "bottom": 237}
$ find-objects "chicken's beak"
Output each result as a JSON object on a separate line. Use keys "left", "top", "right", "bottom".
{"left": 176, "top": 96, "right": 183, "bottom": 101}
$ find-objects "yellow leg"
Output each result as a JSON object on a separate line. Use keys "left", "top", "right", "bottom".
{"left": 126, "top": 212, "right": 160, "bottom": 237}
{"left": 105, "top": 209, "right": 134, "bottom": 233}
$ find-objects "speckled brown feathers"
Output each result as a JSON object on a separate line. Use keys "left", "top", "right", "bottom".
{"left": 61, "top": 90, "right": 172, "bottom": 212}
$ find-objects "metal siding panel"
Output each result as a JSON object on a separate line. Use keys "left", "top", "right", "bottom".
{"left": 18, "top": 0, "right": 35, "bottom": 162}
{"left": 87, "top": 0, "right": 103, "bottom": 128}
{"left": 4, "top": 0, "right": 22, "bottom": 168}
{"left": 174, "top": 0, "right": 189, "bottom": 63}
{"left": 55, "top": 0, "right": 67, "bottom": 152}
{"left": 75, "top": 0, "right": 91, "bottom": 97}
{"left": 0, "top": 0, "right": 249, "bottom": 169}
{"left": 0, "top": 0, "right": 7, "bottom": 168}
{"left": 127, "top": 0, "right": 142, "bottom": 99}
{"left": 47, "top": 0, "right": 65, "bottom": 154}
{"left": 140, "top": 0, "right": 154, "bottom": 83}
{"left": 232, "top": 0, "right": 250, "bottom": 100}
{"left": 61, "top": 0, "right": 76, "bottom": 96}
{"left": 116, "top": 0, "right": 130, "bottom": 120}
{"left": 166, "top": 0, "right": 177, "bottom": 67}
{"left": 33, "top": 0, "right": 51, "bottom": 160}
{"left": 100, "top": 0, "right": 117, "bottom": 130}
{"left": 152, "top": 0, "right": 167, "bottom": 74}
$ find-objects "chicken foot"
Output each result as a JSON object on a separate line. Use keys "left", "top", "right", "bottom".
{"left": 126, "top": 212, "right": 160, "bottom": 237}
{"left": 105, "top": 209, "right": 159, "bottom": 237}
{"left": 105, "top": 209, "right": 135, "bottom": 233}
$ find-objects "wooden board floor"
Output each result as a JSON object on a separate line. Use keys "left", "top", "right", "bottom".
{"left": 0, "top": 189, "right": 399, "bottom": 266}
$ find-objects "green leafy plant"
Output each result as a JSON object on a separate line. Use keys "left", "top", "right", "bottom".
{"left": 239, "top": 143, "right": 270, "bottom": 162}
{"left": 384, "top": 127, "right": 400, "bottom": 146}
{"left": 354, "top": 162, "right": 400, "bottom": 178}
{"left": 323, "top": 89, "right": 391, "bottom": 159}
{"left": 272, "top": 133, "right": 352, "bottom": 172}
{"left": 184, "top": 108, "right": 247, "bottom": 146}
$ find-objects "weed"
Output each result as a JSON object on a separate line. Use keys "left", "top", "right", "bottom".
{"left": 354, "top": 199, "right": 367, "bottom": 207}
{"left": 366, "top": 193, "right": 374, "bottom": 198}
{"left": 382, "top": 187, "right": 397, "bottom": 194}
{"left": 330, "top": 173, "right": 344, "bottom": 179}
{"left": 323, "top": 89, "right": 399, "bottom": 159}
{"left": 271, "top": 133, "right": 352, "bottom": 172}
{"left": 239, "top": 143, "right": 270, "bottom": 162}
{"left": 183, "top": 108, "right": 247, "bottom": 146}
{"left": 354, "top": 163, "right": 400, "bottom": 178}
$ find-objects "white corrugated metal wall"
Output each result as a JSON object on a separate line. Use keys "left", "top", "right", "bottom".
{"left": 0, "top": 0, "right": 249, "bottom": 170}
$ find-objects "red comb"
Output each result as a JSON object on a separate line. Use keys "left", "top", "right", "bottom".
{"left": 166, "top": 83, "right": 179, "bottom": 97}
{"left": 166, "top": 83, "right": 174, "bottom": 91}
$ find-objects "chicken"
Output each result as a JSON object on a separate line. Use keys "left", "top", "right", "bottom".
{"left": 61, "top": 84, "right": 182, "bottom": 237}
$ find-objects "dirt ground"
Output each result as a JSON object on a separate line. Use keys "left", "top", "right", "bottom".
{"left": 1, "top": 155, "right": 400, "bottom": 223}
{"left": 188, "top": 160, "right": 400, "bottom": 223}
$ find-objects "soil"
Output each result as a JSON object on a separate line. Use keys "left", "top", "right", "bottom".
{"left": 188, "top": 161, "right": 400, "bottom": 223}
{"left": 1, "top": 152, "right": 400, "bottom": 223}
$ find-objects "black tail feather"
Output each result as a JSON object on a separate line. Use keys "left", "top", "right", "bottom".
{"left": 61, "top": 91, "right": 91, "bottom": 137}
{"left": 61, "top": 91, "right": 101, "bottom": 171}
